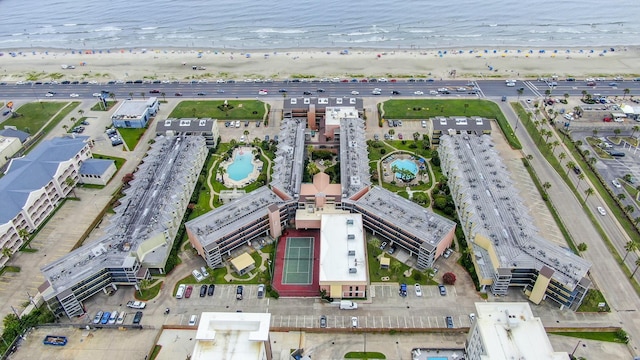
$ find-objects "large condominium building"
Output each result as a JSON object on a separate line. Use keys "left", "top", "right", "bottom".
{"left": 466, "top": 302, "right": 569, "bottom": 360}
{"left": 186, "top": 106, "right": 455, "bottom": 280}
{"left": 0, "top": 135, "right": 92, "bottom": 267}
{"left": 40, "top": 136, "right": 207, "bottom": 318}
{"left": 439, "top": 134, "right": 591, "bottom": 310}
{"left": 155, "top": 118, "right": 219, "bottom": 148}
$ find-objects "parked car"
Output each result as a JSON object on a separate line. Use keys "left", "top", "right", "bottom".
{"left": 257, "top": 284, "right": 265, "bottom": 299}
{"left": 189, "top": 314, "right": 198, "bottom": 326}
{"left": 185, "top": 285, "right": 193, "bottom": 298}
{"left": 469, "top": 313, "right": 477, "bottom": 322}
{"left": 443, "top": 248, "right": 453, "bottom": 258}
{"left": 414, "top": 284, "right": 423, "bottom": 297}
{"left": 200, "top": 266, "right": 210, "bottom": 278}
{"left": 200, "top": 284, "right": 207, "bottom": 297}
{"left": 93, "top": 311, "right": 104, "bottom": 324}
{"left": 446, "top": 316, "right": 454, "bottom": 328}
{"left": 192, "top": 269, "right": 204, "bottom": 282}
{"left": 236, "top": 285, "right": 243, "bottom": 300}
{"left": 126, "top": 301, "right": 146, "bottom": 309}
{"left": 612, "top": 179, "right": 622, "bottom": 188}
{"left": 176, "top": 284, "right": 186, "bottom": 299}
{"left": 351, "top": 316, "right": 358, "bottom": 328}
{"left": 133, "top": 311, "right": 143, "bottom": 324}
{"left": 100, "top": 312, "right": 110, "bottom": 325}
{"left": 320, "top": 315, "right": 327, "bottom": 328}
{"left": 380, "top": 241, "right": 387, "bottom": 250}
{"left": 439, "top": 285, "right": 447, "bottom": 296}
{"left": 116, "top": 312, "right": 126, "bottom": 325}
{"left": 207, "top": 284, "right": 215, "bottom": 296}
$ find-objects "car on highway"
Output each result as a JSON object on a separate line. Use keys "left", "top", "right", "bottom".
{"left": 185, "top": 285, "right": 193, "bottom": 298}
{"left": 372, "top": 90, "right": 381, "bottom": 95}
{"left": 149, "top": 89, "right": 160, "bottom": 93}
{"left": 612, "top": 179, "right": 622, "bottom": 188}
{"left": 216, "top": 89, "right": 225, "bottom": 93}
{"left": 303, "top": 91, "right": 312, "bottom": 95}
{"left": 317, "top": 88, "right": 325, "bottom": 93}
{"left": 45, "top": 92, "right": 54, "bottom": 97}
{"left": 174, "top": 92, "right": 183, "bottom": 96}
{"left": 320, "top": 315, "right": 327, "bottom": 328}
{"left": 69, "top": 93, "right": 79, "bottom": 97}
{"left": 258, "top": 89, "right": 268, "bottom": 95}
{"left": 414, "top": 91, "right": 424, "bottom": 95}
{"left": 278, "top": 88, "right": 288, "bottom": 93}
{"left": 2, "top": 110, "right": 10, "bottom": 116}
{"left": 350, "top": 90, "right": 359, "bottom": 95}
{"left": 391, "top": 90, "right": 401, "bottom": 95}
{"left": 414, "top": 284, "right": 423, "bottom": 297}
{"left": 196, "top": 92, "right": 207, "bottom": 96}
{"left": 438, "top": 285, "right": 447, "bottom": 296}
{"left": 597, "top": 206, "right": 606, "bottom": 216}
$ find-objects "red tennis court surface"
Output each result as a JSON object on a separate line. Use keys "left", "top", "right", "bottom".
{"left": 272, "top": 229, "right": 320, "bottom": 297}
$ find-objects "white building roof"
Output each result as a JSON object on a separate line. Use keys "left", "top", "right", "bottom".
{"left": 319, "top": 213, "right": 367, "bottom": 283}
{"left": 473, "top": 302, "right": 568, "bottom": 360}
{"left": 192, "top": 312, "right": 271, "bottom": 360}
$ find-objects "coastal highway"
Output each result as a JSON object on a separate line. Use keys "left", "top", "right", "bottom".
{"left": 1, "top": 79, "right": 639, "bottom": 101}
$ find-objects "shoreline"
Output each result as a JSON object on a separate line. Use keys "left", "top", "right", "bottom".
{"left": 1, "top": 45, "right": 639, "bottom": 81}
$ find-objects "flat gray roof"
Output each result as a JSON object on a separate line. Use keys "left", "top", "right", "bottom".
{"left": 41, "top": 136, "right": 206, "bottom": 294}
{"left": 270, "top": 119, "right": 306, "bottom": 197}
{"left": 338, "top": 111, "right": 371, "bottom": 198}
{"left": 349, "top": 186, "right": 456, "bottom": 250}
{"left": 283, "top": 97, "right": 362, "bottom": 110}
{"left": 185, "top": 187, "right": 284, "bottom": 248}
{"left": 111, "top": 98, "right": 156, "bottom": 119}
{"left": 439, "top": 134, "right": 590, "bottom": 288}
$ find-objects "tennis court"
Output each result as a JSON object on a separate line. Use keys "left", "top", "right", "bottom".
{"left": 282, "top": 237, "right": 314, "bottom": 285}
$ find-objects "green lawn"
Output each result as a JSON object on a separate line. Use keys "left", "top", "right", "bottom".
{"left": 92, "top": 153, "right": 126, "bottom": 170}
{"left": 344, "top": 352, "right": 386, "bottom": 359}
{"left": 90, "top": 101, "right": 118, "bottom": 111}
{"left": 118, "top": 127, "right": 147, "bottom": 151}
{"left": 169, "top": 100, "right": 267, "bottom": 119}
{"left": 135, "top": 280, "right": 163, "bottom": 301}
{"left": 382, "top": 99, "right": 521, "bottom": 149}
{"left": 549, "top": 331, "right": 624, "bottom": 343}
{"left": 576, "top": 288, "right": 609, "bottom": 312}
{"left": 3, "top": 102, "right": 70, "bottom": 134}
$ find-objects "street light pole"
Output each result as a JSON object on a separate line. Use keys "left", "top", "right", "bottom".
{"left": 570, "top": 340, "right": 582, "bottom": 359}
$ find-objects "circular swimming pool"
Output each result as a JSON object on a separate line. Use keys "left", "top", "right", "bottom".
{"left": 227, "top": 151, "right": 255, "bottom": 181}
{"left": 391, "top": 159, "right": 418, "bottom": 181}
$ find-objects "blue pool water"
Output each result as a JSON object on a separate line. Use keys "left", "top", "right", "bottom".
{"left": 391, "top": 159, "right": 418, "bottom": 179}
{"left": 227, "top": 151, "right": 254, "bottom": 181}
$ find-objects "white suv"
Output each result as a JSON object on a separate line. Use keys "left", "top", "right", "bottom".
{"left": 192, "top": 269, "right": 204, "bottom": 282}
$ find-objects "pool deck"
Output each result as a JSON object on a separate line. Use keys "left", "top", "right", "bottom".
{"left": 221, "top": 146, "right": 263, "bottom": 188}
{"left": 381, "top": 153, "right": 426, "bottom": 185}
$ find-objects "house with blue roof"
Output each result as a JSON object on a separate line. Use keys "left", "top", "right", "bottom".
{"left": 0, "top": 128, "right": 30, "bottom": 143}
{"left": 111, "top": 97, "right": 159, "bottom": 128}
{"left": 0, "top": 135, "right": 91, "bottom": 266}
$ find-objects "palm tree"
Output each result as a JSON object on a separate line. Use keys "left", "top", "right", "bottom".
{"left": 390, "top": 260, "right": 402, "bottom": 274}
{"left": 565, "top": 161, "right": 576, "bottom": 175}
{"left": 217, "top": 166, "right": 226, "bottom": 184}
{"left": 140, "top": 92, "right": 146, "bottom": 100}
{"left": 633, "top": 125, "right": 640, "bottom": 139}
{"left": 64, "top": 176, "right": 77, "bottom": 197}
{"left": 584, "top": 187, "right": 594, "bottom": 203}
{"left": 614, "top": 128, "right": 622, "bottom": 139}
{"left": 129, "top": 92, "right": 134, "bottom": 99}
{"left": 109, "top": 92, "right": 117, "bottom": 102}
{"left": 575, "top": 140, "right": 583, "bottom": 147}
{"left": 581, "top": 90, "right": 588, "bottom": 101}
{"left": 137, "top": 278, "right": 151, "bottom": 296}
{"left": 564, "top": 93, "right": 570, "bottom": 102}
{"left": 617, "top": 193, "right": 627, "bottom": 201}
{"left": 542, "top": 182, "right": 551, "bottom": 191}
{"left": 588, "top": 157, "right": 597, "bottom": 167}
{"left": 558, "top": 152, "right": 566, "bottom": 163}
{"left": 1, "top": 247, "right": 12, "bottom": 261}
{"left": 62, "top": 124, "right": 68, "bottom": 133}
{"left": 17, "top": 228, "right": 31, "bottom": 248}
{"left": 623, "top": 241, "right": 639, "bottom": 263}
{"left": 78, "top": 109, "right": 84, "bottom": 117}
{"left": 592, "top": 129, "right": 598, "bottom": 138}
{"left": 517, "top": 87, "right": 524, "bottom": 101}
{"left": 161, "top": 92, "right": 166, "bottom": 102}
{"left": 577, "top": 173, "right": 585, "bottom": 187}
{"left": 526, "top": 154, "right": 533, "bottom": 161}
{"left": 69, "top": 116, "right": 76, "bottom": 124}
{"left": 423, "top": 268, "right": 435, "bottom": 282}
{"left": 631, "top": 258, "right": 640, "bottom": 278}
{"left": 624, "top": 88, "right": 630, "bottom": 99}
{"left": 624, "top": 205, "right": 635, "bottom": 214}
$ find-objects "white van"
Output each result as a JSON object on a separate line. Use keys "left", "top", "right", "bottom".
{"left": 189, "top": 315, "right": 198, "bottom": 326}
{"left": 176, "top": 284, "right": 186, "bottom": 299}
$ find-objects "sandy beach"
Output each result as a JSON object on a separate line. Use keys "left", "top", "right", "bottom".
{"left": 0, "top": 46, "right": 639, "bottom": 82}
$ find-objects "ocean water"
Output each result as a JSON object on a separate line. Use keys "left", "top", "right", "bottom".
{"left": 0, "top": 0, "right": 638, "bottom": 50}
